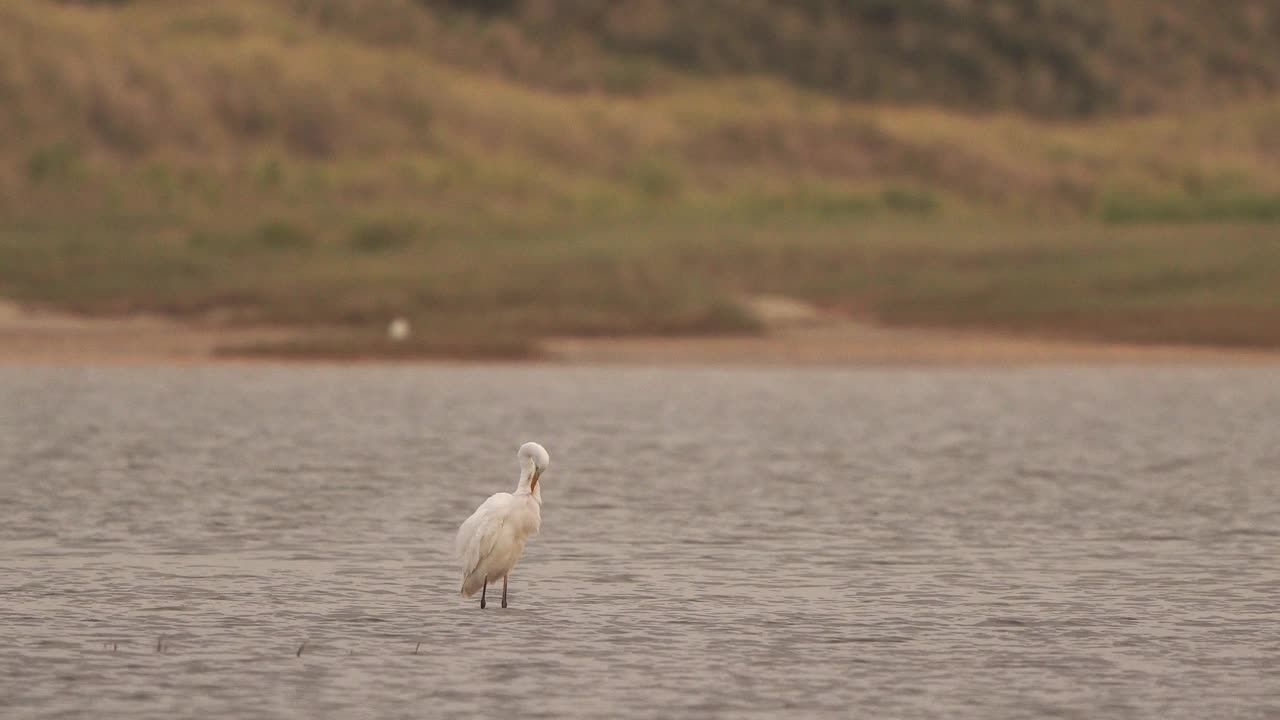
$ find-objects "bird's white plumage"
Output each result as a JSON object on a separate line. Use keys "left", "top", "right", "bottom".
{"left": 455, "top": 442, "right": 549, "bottom": 600}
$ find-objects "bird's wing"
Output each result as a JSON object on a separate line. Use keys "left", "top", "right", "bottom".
{"left": 455, "top": 492, "right": 512, "bottom": 580}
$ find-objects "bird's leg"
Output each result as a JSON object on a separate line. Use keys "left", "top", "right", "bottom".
{"left": 501, "top": 575, "right": 508, "bottom": 608}
{"left": 480, "top": 576, "right": 488, "bottom": 609}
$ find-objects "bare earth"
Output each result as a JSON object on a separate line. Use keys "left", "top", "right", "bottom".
{"left": 2, "top": 297, "right": 1276, "bottom": 366}
{"left": 0, "top": 300, "right": 300, "bottom": 366}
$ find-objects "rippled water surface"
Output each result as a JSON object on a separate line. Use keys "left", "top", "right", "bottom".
{"left": 1, "top": 366, "right": 1278, "bottom": 719}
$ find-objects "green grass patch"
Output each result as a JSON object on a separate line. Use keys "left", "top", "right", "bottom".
{"left": 624, "top": 156, "right": 684, "bottom": 199}
{"left": 347, "top": 217, "right": 420, "bottom": 253}
{"left": 26, "top": 142, "right": 85, "bottom": 185}
{"left": 4, "top": 211, "right": 1280, "bottom": 353}
{"left": 1098, "top": 190, "right": 1280, "bottom": 224}
{"left": 881, "top": 187, "right": 941, "bottom": 215}
{"left": 253, "top": 220, "right": 314, "bottom": 251}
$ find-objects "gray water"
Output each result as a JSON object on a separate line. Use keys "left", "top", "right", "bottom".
{"left": 1, "top": 366, "right": 1277, "bottom": 719}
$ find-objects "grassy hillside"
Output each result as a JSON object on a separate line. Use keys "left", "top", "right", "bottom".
{"left": 414, "top": 0, "right": 1280, "bottom": 118}
{"left": 2, "top": 0, "right": 1280, "bottom": 356}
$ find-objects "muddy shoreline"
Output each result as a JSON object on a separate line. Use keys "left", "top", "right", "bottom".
{"left": 3, "top": 299, "right": 1276, "bottom": 367}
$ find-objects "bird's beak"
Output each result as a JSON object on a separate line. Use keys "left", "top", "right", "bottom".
{"left": 530, "top": 467, "right": 542, "bottom": 492}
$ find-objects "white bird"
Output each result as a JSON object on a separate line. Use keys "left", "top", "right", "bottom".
{"left": 387, "top": 317, "right": 410, "bottom": 342}
{"left": 455, "top": 442, "right": 550, "bottom": 609}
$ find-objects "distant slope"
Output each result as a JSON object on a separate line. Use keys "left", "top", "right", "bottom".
{"left": 397, "top": 0, "right": 1280, "bottom": 117}
{"left": 2, "top": 0, "right": 1280, "bottom": 354}
{"left": 4, "top": 0, "right": 1280, "bottom": 217}
{"left": 42, "top": 0, "right": 1280, "bottom": 118}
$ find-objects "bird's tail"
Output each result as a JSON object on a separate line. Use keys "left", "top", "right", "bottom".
{"left": 459, "top": 571, "right": 484, "bottom": 598}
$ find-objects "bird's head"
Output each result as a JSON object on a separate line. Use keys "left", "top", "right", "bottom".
{"left": 518, "top": 441, "right": 550, "bottom": 493}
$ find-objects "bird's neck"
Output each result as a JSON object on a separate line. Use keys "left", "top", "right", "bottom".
{"left": 515, "top": 465, "right": 535, "bottom": 494}
{"left": 515, "top": 470, "right": 543, "bottom": 504}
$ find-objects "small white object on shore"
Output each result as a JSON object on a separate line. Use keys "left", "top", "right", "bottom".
{"left": 388, "top": 317, "right": 411, "bottom": 342}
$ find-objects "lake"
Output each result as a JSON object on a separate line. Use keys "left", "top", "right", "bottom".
{"left": 1, "top": 365, "right": 1277, "bottom": 718}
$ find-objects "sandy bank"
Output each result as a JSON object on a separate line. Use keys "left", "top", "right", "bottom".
{"left": 1, "top": 298, "right": 1276, "bottom": 367}
{"left": 0, "top": 300, "right": 300, "bottom": 366}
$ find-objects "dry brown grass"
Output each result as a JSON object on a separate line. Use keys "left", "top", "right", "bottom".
{"left": 4, "top": 0, "right": 1280, "bottom": 217}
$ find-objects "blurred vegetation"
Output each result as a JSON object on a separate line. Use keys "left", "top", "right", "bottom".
{"left": 429, "top": 0, "right": 1280, "bottom": 118}
{"left": 2, "top": 0, "right": 1280, "bottom": 355}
